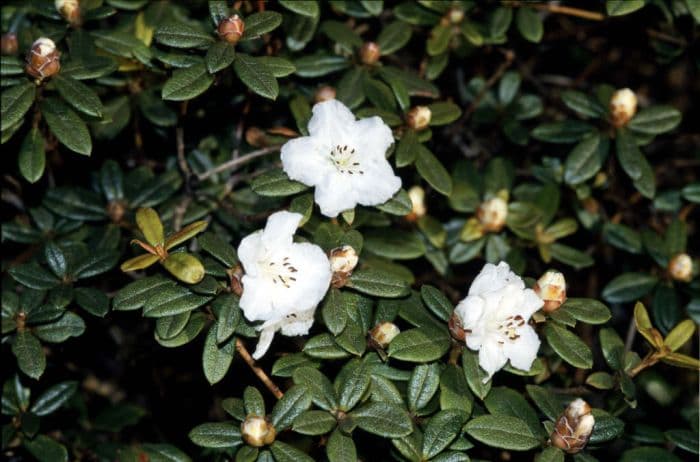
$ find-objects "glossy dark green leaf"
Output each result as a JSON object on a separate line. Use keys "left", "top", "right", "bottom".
{"left": 602, "top": 272, "right": 658, "bottom": 303}
{"left": 202, "top": 326, "right": 235, "bottom": 385}
{"left": 189, "top": 422, "right": 242, "bottom": 448}
{"left": 251, "top": 168, "right": 308, "bottom": 196}
{"left": 41, "top": 98, "right": 92, "bottom": 156}
{"left": 1, "top": 82, "right": 35, "bottom": 132}
{"left": 12, "top": 331, "right": 46, "bottom": 379}
{"left": 18, "top": 128, "right": 46, "bottom": 183}
{"left": 544, "top": 324, "right": 593, "bottom": 369}
{"left": 416, "top": 146, "right": 452, "bottom": 195}
{"left": 242, "top": 12, "right": 283, "bottom": 40}
{"left": 205, "top": 41, "right": 236, "bottom": 73}
{"left": 155, "top": 22, "right": 214, "bottom": 48}
{"left": 29, "top": 381, "right": 78, "bottom": 416}
{"left": 162, "top": 63, "right": 214, "bottom": 101}
{"left": 350, "top": 402, "right": 412, "bottom": 437}
{"left": 407, "top": 363, "right": 440, "bottom": 411}
{"left": 465, "top": 415, "right": 541, "bottom": 450}
{"left": 234, "top": 53, "right": 278, "bottom": 100}
{"left": 53, "top": 75, "right": 103, "bottom": 117}
{"left": 388, "top": 328, "right": 450, "bottom": 362}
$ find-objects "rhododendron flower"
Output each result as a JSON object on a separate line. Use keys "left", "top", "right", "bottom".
{"left": 454, "top": 261, "right": 543, "bottom": 381}
{"left": 280, "top": 99, "right": 402, "bottom": 217}
{"left": 237, "top": 211, "right": 332, "bottom": 359}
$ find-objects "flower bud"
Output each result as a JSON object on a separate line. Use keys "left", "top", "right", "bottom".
{"left": 668, "top": 253, "right": 693, "bottom": 283}
{"left": 406, "top": 185, "right": 426, "bottom": 221}
{"left": 477, "top": 197, "right": 508, "bottom": 233}
{"left": 1, "top": 33, "right": 18, "bottom": 55}
{"left": 370, "top": 322, "right": 400, "bottom": 348}
{"left": 314, "top": 85, "right": 336, "bottom": 103}
{"left": 448, "top": 312, "right": 467, "bottom": 342}
{"left": 330, "top": 245, "right": 359, "bottom": 288}
{"left": 25, "top": 38, "right": 61, "bottom": 81}
{"left": 241, "top": 415, "right": 276, "bottom": 447}
{"left": 359, "top": 42, "right": 381, "bottom": 65}
{"left": 534, "top": 270, "right": 567, "bottom": 313}
{"left": 218, "top": 15, "right": 245, "bottom": 44}
{"left": 245, "top": 127, "right": 268, "bottom": 147}
{"left": 406, "top": 106, "right": 431, "bottom": 131}
{"left": 447, "top": 7, "right": 465, "bottom": 24}
{"left": 106, "top": 200, "right": 126, "bottom": 224}
{"left": 609, "top": 88, "right": 637, "bottom": 128}
{"left": 550, "top": 398, "right": 595, "bottom": 454}
{"left": 55, "top": 0, "right": 81, "bottom": 26}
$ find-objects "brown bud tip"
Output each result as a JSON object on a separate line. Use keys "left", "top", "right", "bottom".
{"left": 25, "top": 38, "right": 61, "bottom": 81}
{"left": 534, "top": 270, "right": 567, "bottom": 313}
{"left": 106, "top": 200, "right": 127, "bottom": 224}
{"left": 359, "top": 41, "right": 381, "bottom": 65}
{"left": 330, "top": 245, "right": 359, "bottom": 288}
{"left": 314, "top": 85, "right": 337, "bottom": 103}
{"left": 609, "top": 88, "right": 637, "bottom": 128}
{"left": 245, "top": 127, "right": 268, "bottom": 147}
{"left": 550, "top": 398, "right": 595, "bottom": 454}
{"left": 406, "top": 106, "right": 432, "bottom": 131}
{"left": 55, "top": 0, "right": 82, "bottom": 26}
{"left": 406, "top": 185, "right": 427, "bottom": 221}
{"left": 218, "top": 15, "right": 245, "bottom": 44}
{"left": 477, "top": 196, "right": 508, "bottom": 233}
{"left": 668, "top": 253, "right": 693, "bottom": 282}
{"left": 370, "top": 322, "right": 400, "bottom": 348}
{"left": 241, "top": 415, "right": 276, "bottom": 447}
{"left": 1, "top": 33, "right": 18, "bottom": 55}
{"left": 227, "top": 264, "right": 244, "bottom": 296}
{"left": 448, "top": 312, "right": 467, "bottom": 342}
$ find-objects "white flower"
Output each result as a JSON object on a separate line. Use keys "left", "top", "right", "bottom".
{"left": 237, "top": 211, "right": 332, "bottom": 359}
{"left": 281, "top": 99, "right": 402, "bottom": 217}
{"left": 454, "top": 261, "right": 543, "bottom": 381}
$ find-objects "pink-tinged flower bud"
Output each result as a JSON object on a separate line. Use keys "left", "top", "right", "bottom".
{"left": 609, "top": 88, "right": 637, "bottom": 128}
{"left": 359, "top": 41, "right": 381, "bottom": 65}
{"left": 330, "top": 245, "right": 359, "bottom": 288}
{"left": 477, "top": 197, "right": 508, "bottom": 233}
{"left": 1, "top": 33, "right": 18, "bottom": 55}
{"left": 406, "top": 106, "right": 431, "bottom": 131}
{"left": 534, "top": 270, "right": 567, "bottom": 313}
{"left": 241, "top": 415, "right": 276, "bottom": 447}
{"left": 55, "top": 0, "right": 82, "bottom": 26}
{"left": 370, "top": 322, "right": 400, "bottom": 348}
{"left": 218, "top": 15, "right": 245, "bottom": 44}
{"left": 25, "top": 38, "right": 61, "bottom": 81}
{"left": 668, "top": 253, "right": 693, "bottom": 283}
{"left": 405, "top": 185, "right": 426, "bottom": 222}
{"left": 550, "top": 398, "right": 595, "bottom": 454}
{"left": 314, "top": 85, "right": 336, "bottom": 103}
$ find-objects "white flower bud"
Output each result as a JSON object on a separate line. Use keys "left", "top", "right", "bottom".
{"left": 534, "top": 270, "right": 567, "bottom": 313}
{"left": 550, "top": 398, "right": 595, "bottom": 454}
{"left": 55, "top": 0, "right": 81, "bottom": 25}
{"left": 477, "top": 197, "right": 508, "bottom": 232}
{"left": 448, "top": 7, "right": 465, "bottom": 24}
{"left": 330, "top": 245, "right": 359, "bottom": 275}
{"left": 668, "top": 253, "right": 693, "bottom": 282}
{"left": 406, "top": 106, "right": 431, "bottom": 131}
{"left": 241, "top": 415, "right": 276, "bottom": 447}
{"left": 359, "top": 42, "right": 381, "bottom": 65}
{"left": 370, "top": 322, "right": 400, "bottom": 348}
{"left": 25, "top": 38, "right": 61, "bottom": 81}
{"left": 609, "top": 88, "right": 637, "bottom": 127}
{"left": 314, "top": 85, "right": 336, "bottom": 103}
{"left": 407, "top": 185, "right": 427, "bottom": 220}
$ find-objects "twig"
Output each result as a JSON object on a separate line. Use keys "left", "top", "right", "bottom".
{"left": 646, "top": 29, "right": 687, "bottom": 47}
{"left": 172, "top": 196, "right": 192, "bottom": 232}
{"left": 197, "top": 145, "right": 281, "bottom": 181}
{"left": 235, "top": 338, "right": 284, "bottom": 399}
{"left": 176, "top": 102, "right": 192, "bottom": 184}
{"left": 528, "top": 2, "right": 605, "bottom": 21}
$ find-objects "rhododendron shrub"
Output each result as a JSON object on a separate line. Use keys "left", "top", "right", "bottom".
{"left": 1, "top": 2, "right": 698, "bottom": 462}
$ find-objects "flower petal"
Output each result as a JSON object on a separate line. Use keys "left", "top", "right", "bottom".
{"left": 237, "top": 231, "right": 263, "bottom": 276}
{"left": 502, "top": 325, "right": 541, "bottom": 371}
{"left": 478, "top": 339, "right": 508, "bottom": 382}
{"left": 252, "top": 325, "right": 276, "bottom": 360}
{"left": 308, "top": 99, "right": 356, "bottom": 140}
{"left": 281, "top": 136, "right": 333, "bottom": 187}
{"left": 353, "top": 116, "right": 394, "bottom": 161}
{"left": 455, "top": 295, "right": 485, "bottom": 329}
{"left": 351, "top": 159, "right": 402, "bottom": 208}
{"left": 261, "top": 211, "right": 303, "bottom": 249}
{"left": 314, "top": 174, "right": 357, "bottom": 217}
{"left": 468, "top": 261, "right": 524, "bottom": 296}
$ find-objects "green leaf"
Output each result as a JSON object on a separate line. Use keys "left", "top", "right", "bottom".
{"left": 462, "top": 349, "right": 491, "bottom": 400}
{"left": 589, "top": 409, "right": 624, "bottom": 444}
{"left": 1, "top": 56, "right": 24, "bottom": 76}
{"left": 548, "top": 243, "right": 594, "bottom": 269}
{"left": 602, "top": 272, "right": 658, "bottom": 303}
{"left": 23, "top": 435, "right": 68, "bottom": 462}
{"left": 44, "top": 242, "right": 67, "bottom": 278}
{"left": 428, "top": 102, "right": 462, "bottom": 126}
{"left": 498, "top": 71, "right": 521, "bottom": 106}
{"left": 564, "top": 132, "right": 603, "bottom": 185}
{"left": 155, "top": 22, "right": 213, "bottom": 48}
{"left": 162, "top": 253, "right": 206, "bottom": 284}
{"left": 269, "top": 441, "right": 314, "bottom": 462}
{"left": 244, "top": 386, "right": 266, "bottom": 416}
{"left": 531, "top": 121, "right": 595, "bottom": 143}
{"left": 303, "top": 333, "right": 350, "bottom": 359}
{"left": 416, "top": 146, "right": 452, "bottom": 195}
{"left": 213, "top": 294, "right": 240, "bottom": 343}
{"left": 198, "top": 232, "right": 238, "bottom": 267}
{"left": 544, "top": 324, "right": 593, "bottom": 369}
{"left": 465, "top": 415, "right": 541, "bottom": 450}
{"left": 422, "top": 410, "right": 466, "bottom": 459}
{"left": 562, "top": 90, "right": 606, "bottom": 119}
{"left": 420, "top": 285, "right": 452, "bottom": 322}
{"left": 407, "top": 363, "right": 441, "bottom": 412}
{"left": 41, "top": 98, "right": 92, "bottom": 156}
{"left": 665, "top": 428, "right": 699, "bottom": 454}
{"left": 376, "top": 189, "right": 413, "bottom": 215}
{"left": 616, "top": 128, "right": 655, "bottom": 197}
{"left": 12, "top": 331, "right": 46, "bottom": 379}
{"left": 74, "top": 287, "right": 110, "bottom": 317}
{"left": 53, "top": 75, "right": 103, "bottom": 117}
{"left": 270, "top": 385, "right": 312, "bottom": 430}
{"left": 664, "top": 319, "right": 696, "bottom": 352}
{"left": 292, "top": 410, "right": 337, "bottom": 435}
{"left": 560, "top": 298, "right": 611, "bottom": 324}
{"left": 338, "top": 361, "right": 371, "bottom": 411}
{"left": 525, "top": 385, "right": 560, "bottom": 421}
{"left": 136, "top": 207, "right": 164, "bottom": 245}
{"left": 279, "top": 0, "right": 319, "bottom": 17}
{"left": 320, "top": 20, "right": 362, "bottom": 51}
{"left": 242, "top": 12, "right": 283, "bottom": 40}
{"left": 326, "top": 428, "right": 357, "bottom": 462}
{"left": 202, "top": 326, "right": 235, "bottom": 385}
{"left": 142, "top": 285, "right": 211, "bottom": 317}
{"left": 205, "top": 41, "right": 236, "bottom": 73}
{"left": 113, "top": 275, "right": 173, "bottom": 311}
{"left": 234, "top": 53, "right": 279, "bottom": 100}
{"left": 30, "top": 381, "right": 78, "bottom": 416}
{"left": 516, "top": 7, "right": 543, "bottom": 43}
{"left": 156, "top": 312, "right": 191, "bottom": 340}
{"left": 272, "top": 353, "right": 319, "bottom": 378}
{"left": 162, "top": 63, "right": 214, "bottom": 101}
{"left": 607, "top": 0, "right": 645, "bottom": 16}
{"left": 347, "top": 269, "right": 410, "bottom": 298}
{"left": 535, "top": 447, "right": 565, "bottom": 462}
{"left": 251, "top": 168, "right": 308, "bottom": 196}
{"left": 18, "top": 128, "right": 46, "bottom": 183}
{"left": 599, "top": 327, "right": 625, "bottom": 370}
{"left": 350, "top": 402, "right": 413, "bottom": 437}
{"left": 258, "top": 57, "right": 296, "bottom": 77}
{"left": 439, "top": 365, "right": 473, "bottom": 417}
{"left": 33, "top": 312, "right": 86, "bottom": 342}
{"left": 292, "top": 367, "right": 338, "bottom": 411}
{"left": 1, "top": 82, "right": 35, "bottom": 132}
{"left": 189, "top": 423, "right": 242, "bottom": 449}
{"left": 377, "top": 21, "right": 412, "bottom": 55}
{"left": 586, "top": 371, "right": 615, "bottom": 389}
{"left": 388, "top": 328, "right": 450, "bottom": 362}
{"left": 629, "top": 105, "right": 682, "bottom": 135}
{"left": 364, "top": 229, "right": 425, "bottom": 260}
{"left": 155, "top": 313, "right": 206, "bottom": 347}
{"left": 485, "top": 387, "right": 543, "bottom": 437}
{"left": 142, "top": 443, "right": 193, "bottom": 462}
{"left": 9, "top": 262, "right": 60, "bottom": 290}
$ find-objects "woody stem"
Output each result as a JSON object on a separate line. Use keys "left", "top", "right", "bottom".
{"left": 235, "top": 338, "right": 284, "bottom": 399}
{"left": 627, "top": 351, "right": 660, "bottom": 378}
